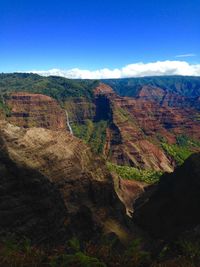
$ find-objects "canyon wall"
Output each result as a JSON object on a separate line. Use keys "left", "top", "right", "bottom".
{"left": 6, "top": 92, "right": 67, "bottom": 130}
{"left": 93, "top": 83, "right": 200, "bottom": 172}
{"left": 0, "top": 121, "right": 129, "bottom": 243}
{"left": 1, "top": 74, "right": 200, "bottom": 173}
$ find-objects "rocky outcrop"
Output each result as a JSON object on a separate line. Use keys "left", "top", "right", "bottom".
{"left": 0, "top": 138, "right": 67, "bottom": 244}
{"left": 134, "top": 153, "right": 200, "bottom": 240}
{"left": 6, "top": 92, "right": 67, "bottom": 130}
{"left": 63, "top": 97, "right": 96, "bottom": 123}
{"left": 115, "top": 178, "right": 147, "bottom": 217}
{"left": 94, "top": 83, "right": 200, "bottom": 172}
{"left": 93, "top": 84, "right": 172, "bottom": 171}
{"left": 2, "top": 81, "right": 200, "bottom": 173}
{"left": 0, "top": 121, "right": 129, "bottom": 243}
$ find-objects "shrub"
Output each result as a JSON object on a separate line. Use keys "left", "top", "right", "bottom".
{"left": 107, "top": 162, "right": 162, "bottom": 184}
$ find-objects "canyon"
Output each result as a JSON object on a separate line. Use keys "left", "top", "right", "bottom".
{"left": 1, "top": 74, "right": 200, "bottom": 266}
{"left": 0, "top": 120, "right": 129, "bottom": 243}
{"left": 1, "top": 74, "right": 200, "bottom": 174}
{"left": 0, "top": 74, "right": 200, "bottom": 217}
{"left": 94, "top": 83, "right": 200, "bottom": 172}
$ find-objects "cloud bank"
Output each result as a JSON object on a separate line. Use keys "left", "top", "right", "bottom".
{"left": 25, "top": 60, "right": 200, "bottom": 79}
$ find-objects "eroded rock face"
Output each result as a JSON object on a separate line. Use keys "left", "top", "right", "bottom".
{"left": 0, "top": 137, "right": 67, "bottom": 244}
{"left": 0, "top": 121, "right": 129, "bottom": 243}
{"left": 3, "top": 83, "right": 200, "bottom": 174}
{"left": 94, "top": 83, "right": 200, "bottom": 172}
{"left": 115, "top": 178, "right": 147, "bottom": 217}
{"left": 133, "top": 153, "right": 200, "bottom": 240}
{"left": 6, "top": 92, "right": 67, "bottom": 130}
{"left": 63, "top": 97, "right": 96, "bottom": 123}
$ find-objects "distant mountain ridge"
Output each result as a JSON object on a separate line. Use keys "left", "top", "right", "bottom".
{"left": 1, "top": 73, "right": 200, "bottom": 97}
{"left": 1, "top": 74, "right": 200, "bottom": 266}
{"left": 103, "top": 75, "right": 200, "bottom": 98}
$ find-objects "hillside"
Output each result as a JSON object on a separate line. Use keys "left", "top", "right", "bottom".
{"left": 0, "top": 120, "right": 129, "bottom": 243}
{"left": 1, "top": 73, "right": 200, "bottom": 174}
{"left": 103, "top": 76, "right": 200, "bottom": 98}
{"left": 0, "top": 73, "right": 97, "bottom": 100}
{"left": 134, "top": 152, "right": 200, "bottom": 239}
{"left": 1, "top": 74, "right": 200, "bottom": 266}
{"left": 1, "top": 120, "right": 200, "bottom": 266}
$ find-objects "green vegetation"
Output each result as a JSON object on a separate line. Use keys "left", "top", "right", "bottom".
{"left": 0, "top": 100, "right": 11, "bottom": 117}
{"left": 0, "top": 73, "right": 99, "bottom": 101}
{"left": 0, "top": 237, "right": 46, "bottom": 267}
{"left": 0, "top": 236, "right": 106, "bottom": 267}
{"left": 103, "top": 76, "right": 200, "bottom": 98}
{"left": 176, "top": 134, "right": 200, "bottom": 148}
{"left": 50, "top": 252, "right": 106, "bottom": 267}
{"left": 0, "top": 93, "right": 11, "bottom": 116}
{"left": 84, "top": 237, "right": 152, "bottom": 267}
{"left": 114, "top": 106, "right": 130, "bottom": 123}
{"left": 123, "top": 239, "right": 150, "bottom": 266}
{"left": 107, "top": 162, "right": 162, "bottom": 184}
{"left": 72, "top": 120, "right": 108, "bottom": 154}
{"left": 162, "top": 135, "right": 200, "bottom": 166}
{"left": 1, "top": 235, "right": 200, "bottom": 267}
{"left": 178, "top": 239, "right": 200, "bottom": 262}
{"left": 0, "top": 236, "right": 151, "bottom": 267}
{"left": 153, "top": 238, "right": 200, "bottom": 267}
{"left": 162, "top": 142, "right": 192, "bottom": 166}
{"left": 2, "top": 73, "right": 200, "bottom": 100}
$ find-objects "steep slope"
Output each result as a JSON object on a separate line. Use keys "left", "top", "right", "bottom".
{"left": 0, "top": 73, "right": 97, "bottom": 99}
{"left": 93, "top": 83, "right": 173, "bottom": 171}
{"left": 1, "top": 73, "right": 200, "bottom": 173}
{"left": 6, "top": 92, "right": 67, "bottom": 130}
{"left": 93, "top": 83, "right": 200, "bottom": 172}
{"left": 0, "top": 121, "right": 129, "bottom": 243}
{"left": 0, "top": 139, "right": 66, "bottom": 244}
{"left": 134, "top": 153, "right": 200, "bottom": 239}
{"left": 103, "top": 76, "right": 200, "bottom": 99}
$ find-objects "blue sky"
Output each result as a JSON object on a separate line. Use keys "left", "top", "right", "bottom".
{"left": 1, "top": 0, "right": 200, "bottom": 78}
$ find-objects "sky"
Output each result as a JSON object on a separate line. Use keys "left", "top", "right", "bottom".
{"left": 1, "top": 0, "right": 200, "bottom": 78}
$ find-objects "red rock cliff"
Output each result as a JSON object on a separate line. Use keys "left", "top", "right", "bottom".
{"left": 94, "top": 83, "right": 200, "bottom": 172}
{"left": 6, "top": 92, "right": 66, "bottom": 130}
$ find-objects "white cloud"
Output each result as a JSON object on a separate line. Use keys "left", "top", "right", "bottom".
{"left": 175, "top": 53, "right": 196, "bottom": 58}
{"left": 24, "top": 60, "right": 200, "bottom": 79}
